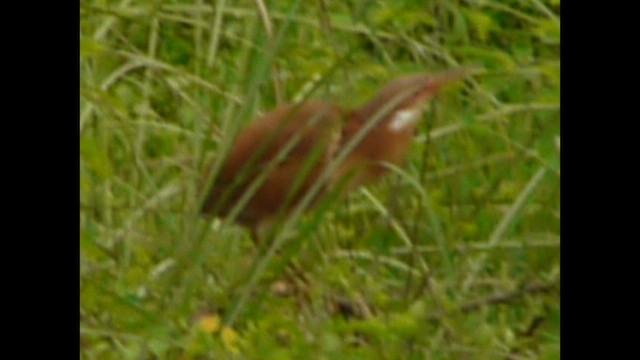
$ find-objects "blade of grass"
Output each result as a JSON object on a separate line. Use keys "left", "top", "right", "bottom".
{"left": 463, "top": 167, "right": 548, "bottom": 292}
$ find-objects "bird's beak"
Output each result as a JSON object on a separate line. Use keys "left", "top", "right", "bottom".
{"left": 398, "top": 66, "right": 477, "bottom": 111}
{"left": 423, "top": 65, "right": 479, "bottom": 92}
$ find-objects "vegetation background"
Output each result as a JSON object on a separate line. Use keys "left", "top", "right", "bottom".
{"left": 80, "top": 0, "right": 560, "bottom": 358}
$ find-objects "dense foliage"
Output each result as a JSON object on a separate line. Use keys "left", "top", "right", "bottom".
{"left": 81, "top": 0, "right": 560, "bottom": 358}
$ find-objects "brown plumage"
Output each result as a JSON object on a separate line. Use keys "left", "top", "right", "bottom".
{"left": 200, "top": 68, "right": 471, "bottom": 240}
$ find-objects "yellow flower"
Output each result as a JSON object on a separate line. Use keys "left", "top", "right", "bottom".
{"left": 221, "top": 326, "right": 240, "bottom": 355}
{"left": 197, "top": 314, "right": 220, "bottom": 334}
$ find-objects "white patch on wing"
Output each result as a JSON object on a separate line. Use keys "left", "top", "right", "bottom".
{"left": 388, "top": 109, "right": 421, "bottom": 132}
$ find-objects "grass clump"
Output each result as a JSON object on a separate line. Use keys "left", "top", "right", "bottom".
{"left": 81, "top": 0, "right": 559, "bottom": 358}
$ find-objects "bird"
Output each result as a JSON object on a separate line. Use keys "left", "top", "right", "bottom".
{"left": 200, "top": 67, "right": 473, "bottom": 242}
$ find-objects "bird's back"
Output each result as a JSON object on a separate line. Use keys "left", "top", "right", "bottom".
{"left": 200, "top": 101, "right": 345, "bottom": 230}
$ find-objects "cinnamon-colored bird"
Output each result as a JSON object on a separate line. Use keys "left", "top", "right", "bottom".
{"left": 201, "top": 68, "right": 471, "bottom": 241}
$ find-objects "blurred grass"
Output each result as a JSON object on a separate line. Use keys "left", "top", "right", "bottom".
{"left": 80, "top": 0, "right": 560, "bottom": 358}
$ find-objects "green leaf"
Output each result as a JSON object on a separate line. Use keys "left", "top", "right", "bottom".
{"left": 512, "top": 39, "right": 534, "bottom": 62}
{"left": 372, "top": 4, "right": 434, "bottom": 29}
{"left": 389, "top": 312, "right": 418, "bottom": 338}
{"left": 535, "top": 19, "right": 560, "bottom": 44}
{"left": 453, "top": 46, "right": 517, "bottom": 70}
{"left": 80, "top": 38, "right": 106, "bottom": 60}
{"left": 81, "top": 137, "right": 113, "bottom": 179}
{"left": 540, "top": 63, "right": 561, "bottom": 88}
{"left": 536, "top": 128, "right": 561, "bottom": 172}
{"left": 462, "top": 9, "right": 496, "bottom": 42}
{"left": 80, "top": 220, "right": 107, "bottom": 262}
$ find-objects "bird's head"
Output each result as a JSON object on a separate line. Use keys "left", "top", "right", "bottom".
{"left": 354, "top": 67, "right": 475, "bottom": 133}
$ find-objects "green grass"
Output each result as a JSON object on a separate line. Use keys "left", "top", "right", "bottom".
{"left": 80, "top": 0, "right": 560, "bottom": 358}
